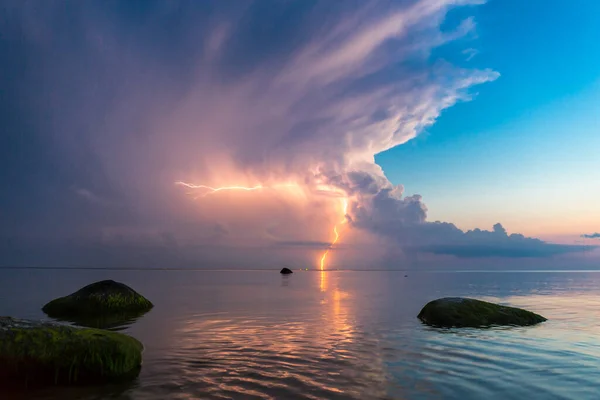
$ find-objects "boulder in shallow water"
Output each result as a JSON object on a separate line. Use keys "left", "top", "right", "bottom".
{"left": 42, "top": 280, "right": 153, "bottom": 327}
{"left": 0, "top": 317, "right": 143, "bottom": 386}
{"left": 417, "top": 297, "right": 547, "bottom": 328}
{"left": 280, "top": 268, "right": 293, "bottom": 274}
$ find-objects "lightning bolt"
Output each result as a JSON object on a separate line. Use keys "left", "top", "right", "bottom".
{"left": 319, "top": 197, "right": 348, "bottom": 270}
{"left": 176, "top": 179, "right": 349, "bottom": 270}
{"left": 175, "top": 181, "right": 264, "bottom": 198}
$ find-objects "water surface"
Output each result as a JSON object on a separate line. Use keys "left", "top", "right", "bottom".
{"left": 1, "top": 269, "right": 599, "bottom": 399}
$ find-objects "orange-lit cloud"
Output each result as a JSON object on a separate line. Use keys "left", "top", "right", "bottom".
{"left": 175, "top": 179, "right": 352, "bottom": 268}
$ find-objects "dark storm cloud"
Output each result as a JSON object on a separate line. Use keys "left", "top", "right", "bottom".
{"left": 418, "top": 224, "right": 591, "bottom": 258}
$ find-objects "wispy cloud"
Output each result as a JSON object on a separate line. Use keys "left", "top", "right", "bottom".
{"left": 462, "top": 48, "right": 479, "bottom": 61}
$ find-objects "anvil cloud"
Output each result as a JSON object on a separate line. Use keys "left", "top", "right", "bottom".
{"left": 0, "top": 0, "right": 588, "bottom": 268}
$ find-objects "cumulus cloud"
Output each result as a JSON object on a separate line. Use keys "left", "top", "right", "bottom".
{"left": 0, "top": 0, "right": 589, "bottom": 268}
{"left": 581, "top": 233, "right": 600, "bottom": 239}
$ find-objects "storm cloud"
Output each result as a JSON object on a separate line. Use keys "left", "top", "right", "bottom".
{"left": 0, "top": 0, "right": 589, "bottom": 268}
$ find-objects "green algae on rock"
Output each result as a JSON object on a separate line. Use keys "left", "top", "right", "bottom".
{"left": 42, "top": 280, "right": 153, "bottom": 327}
{"left": 417, "top": 297, "right": 547, "bottom": 328}
{"left": 0, "top": 317, "right": 143, "bottom": 386}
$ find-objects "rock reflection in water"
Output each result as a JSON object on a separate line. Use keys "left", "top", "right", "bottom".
{"left": 48, "top": 309, "right": 151, "bottom": 331}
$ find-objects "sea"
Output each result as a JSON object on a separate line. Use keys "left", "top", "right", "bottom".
{"left": 1, "top": 268, "right": 599, "bottom": 400}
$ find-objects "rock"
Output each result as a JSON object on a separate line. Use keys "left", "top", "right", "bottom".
{"left": 417, "top": 297, "right": 547, "bottom": 328}
{"left": 0, "top": 317, "right": 143, "bottom": 386}
{"left": 42, "top": 280, "right": 153, "bottom": 328}
{"left": 280, "top": 268, "right": 293, "bottom": 274}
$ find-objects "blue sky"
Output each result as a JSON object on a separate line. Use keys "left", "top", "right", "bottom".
{"left": 377, "top": 0, "right": 600, "bottom": 241}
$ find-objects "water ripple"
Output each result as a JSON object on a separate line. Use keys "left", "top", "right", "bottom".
{"left": 3, "top": 270, "right": 600, "bottom": 399}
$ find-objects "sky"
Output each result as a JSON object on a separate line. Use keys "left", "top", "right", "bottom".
{"left": 376, "top": 0, "right": 600, "bottom": 242}
{"left": 0, "top": 0, "right": 598, "bottom": 269}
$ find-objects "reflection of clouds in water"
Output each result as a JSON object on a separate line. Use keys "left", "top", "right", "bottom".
{"left": 316, "top": 272, "right": 439, "bottom": 399}
{"left": 482, "top": 293, "right": 600, "bottom": 346}
{"left": 10, "top": 270, "right": 600, "bottom": 399}
{"left": 415, "top": 290, "right": 600, "bottom": 399}
{"left": 140, "top": 272, "right": 391, "bottom": 399}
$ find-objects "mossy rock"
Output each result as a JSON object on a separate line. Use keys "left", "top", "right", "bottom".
{"left": 417, "top": 297, "right": 547, "bottom": 328}
{"left": 0, "top": 317, "right": 143, "bottom": 386}
{"left": 42, "top": 280, "right": 153, "bottom": 328}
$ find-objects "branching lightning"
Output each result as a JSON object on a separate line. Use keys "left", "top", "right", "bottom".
{"left": 176, "top": 179, "right": 349, "bottom": 270}
{"left": 175, "top": 181, "right": 300, "bottom": 199}
{"left": 175, "top": 181, "right": 264, "bottom": 198}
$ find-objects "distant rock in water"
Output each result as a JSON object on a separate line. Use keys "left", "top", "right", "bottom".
{"left": 0, "top": 316, "right": 143, "bottom": 386}
{"left": 417, "top": 297, "right": 547, "bottom": 328}
{"left": 280, "top": 268, "right": 293, "bottom": 274}
{"left": 42, "top": 280, "right": 153, "bottom": 329}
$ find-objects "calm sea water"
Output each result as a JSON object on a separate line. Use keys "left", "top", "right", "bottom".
{"left": 1, "top": 268, "right": 599, "bottom": 400}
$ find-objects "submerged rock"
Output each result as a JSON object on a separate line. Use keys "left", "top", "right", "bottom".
{"left": 42, "top": 280, "right": 153, "bottom": 328}
{"left": 280, "top": 268, "right": 293, "bottom": 274}
{"left": 417, "top": 297, "right": 547, "bottom": 328}
{"left": 0, "top": 317, "right": 143, "bottom": 386}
